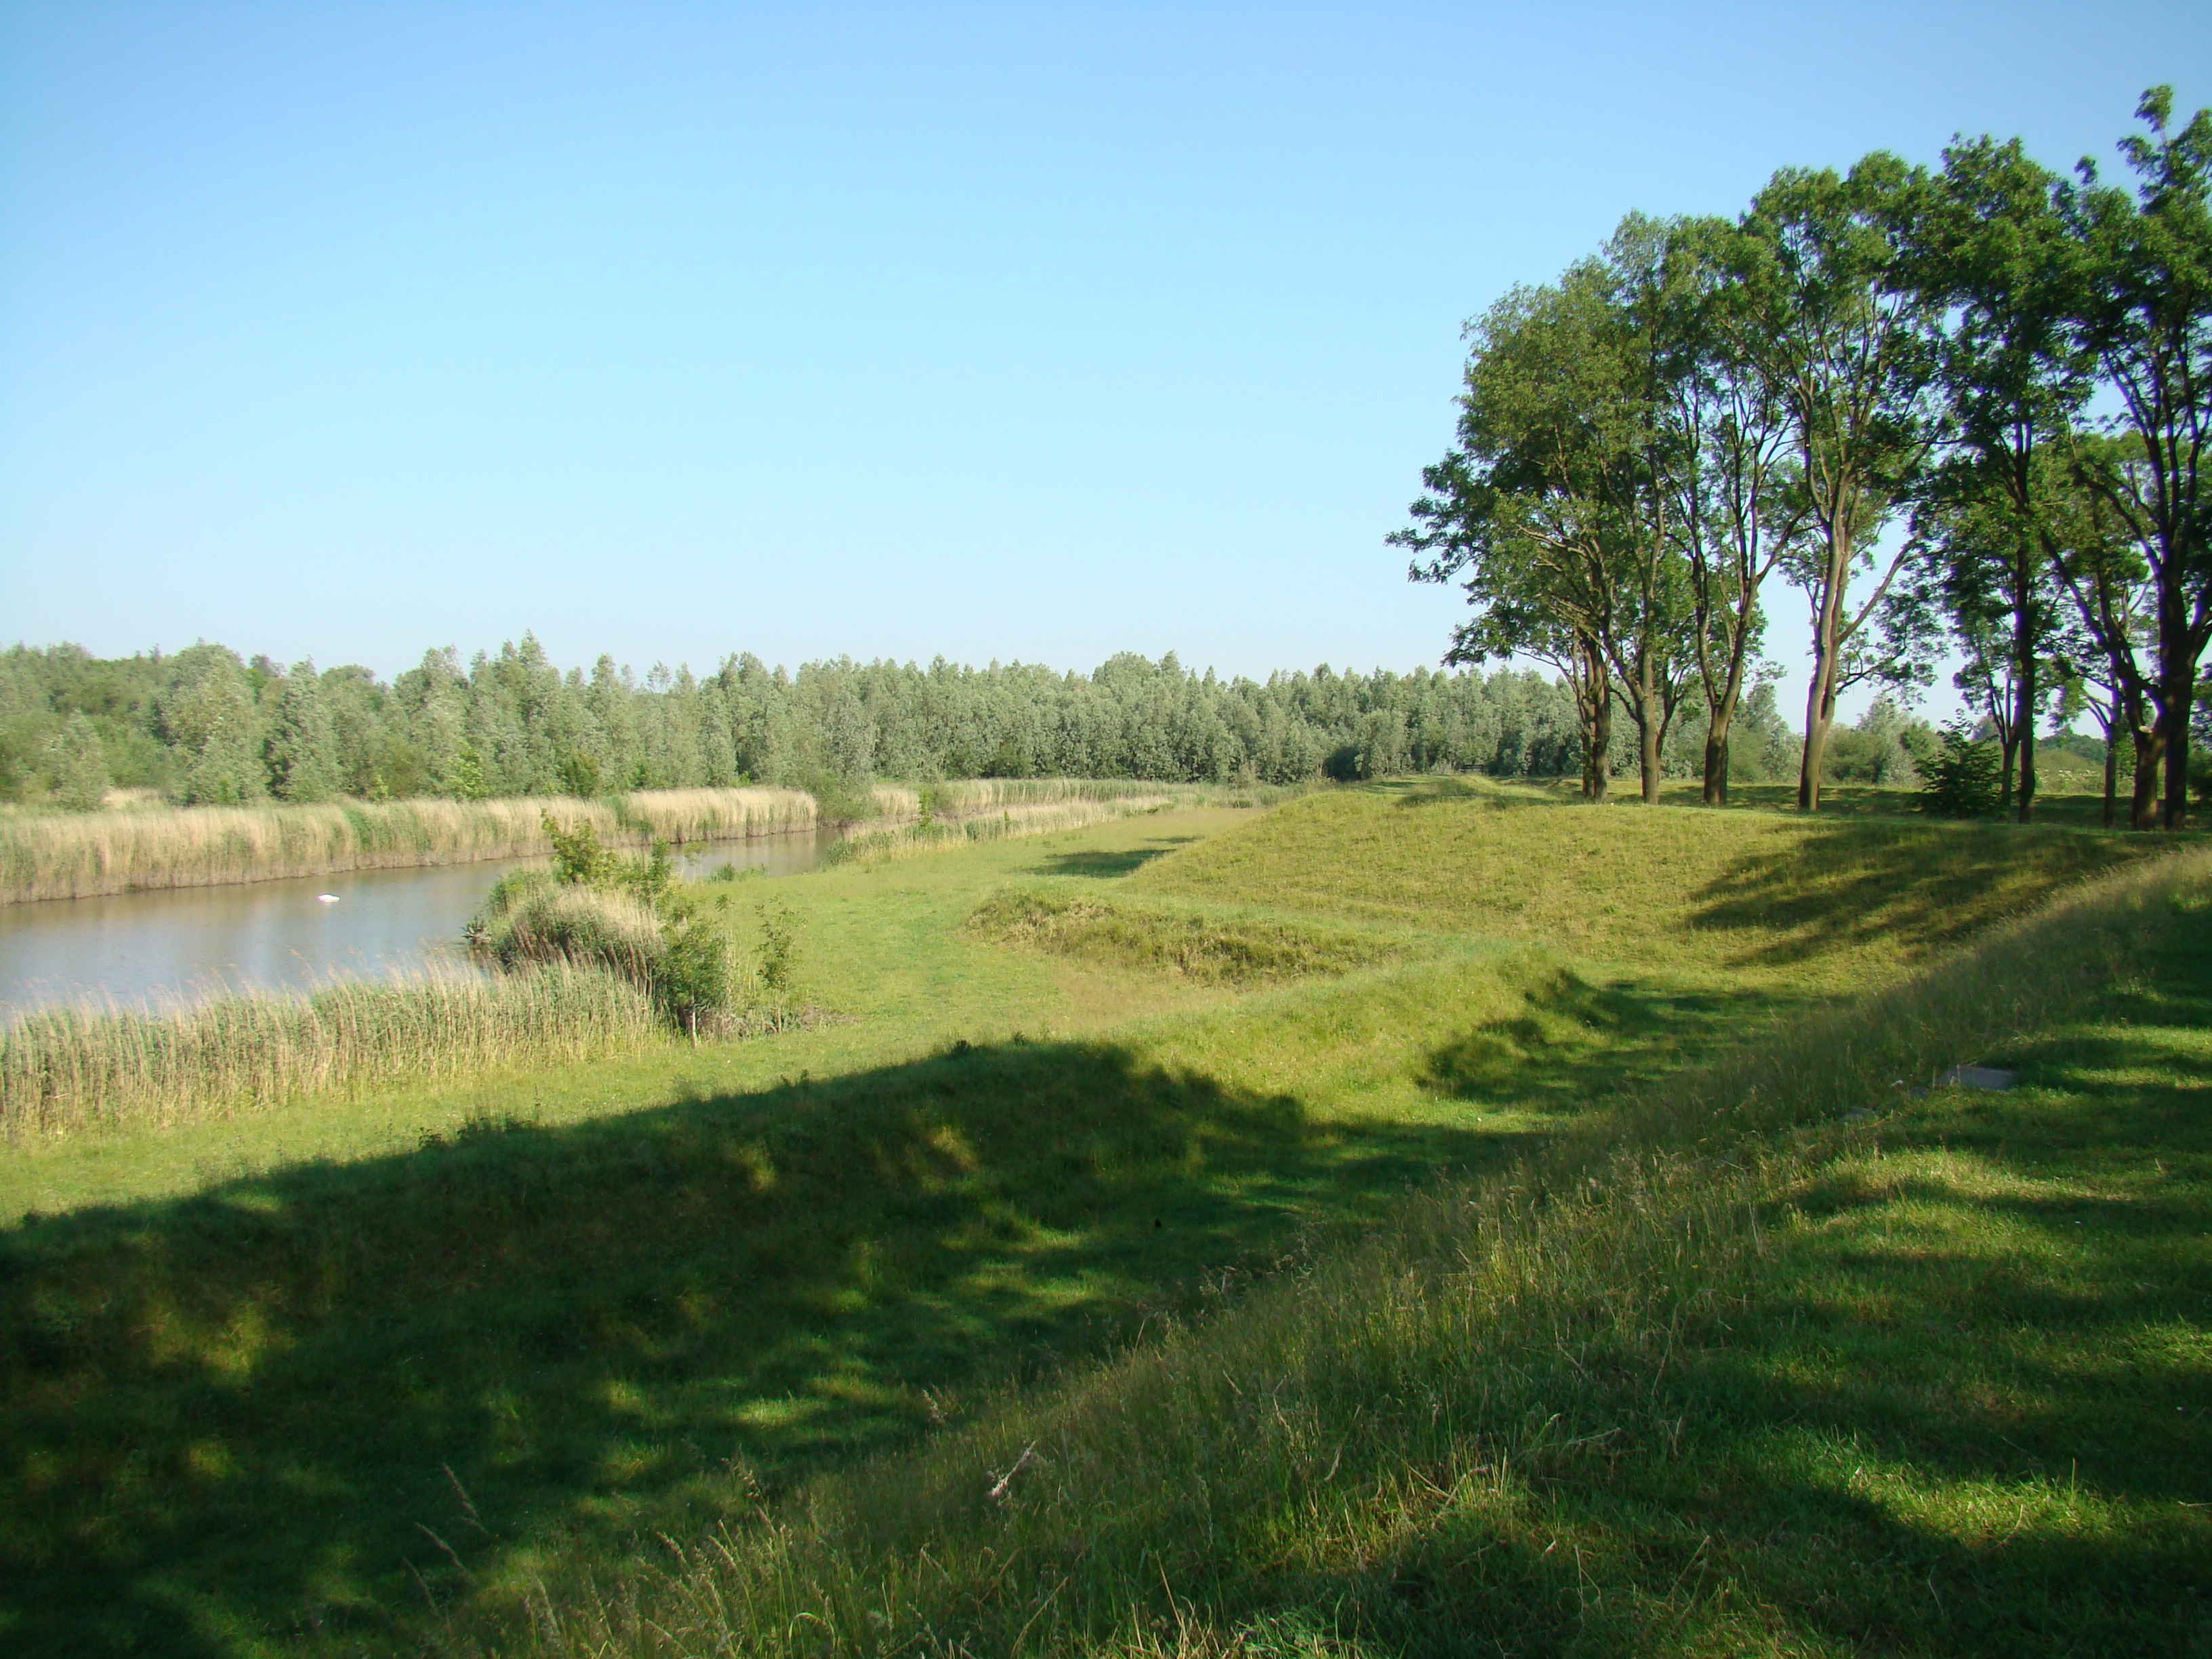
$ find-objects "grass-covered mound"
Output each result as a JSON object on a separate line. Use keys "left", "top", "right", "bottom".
{"left": 1136, "top": 779, "right": 2173, "bottom": 985}
{"left": 968, "top": 888, "right": 1400, "bottom": 983}
{"left": 480, "top": 846, "right": 2212, "bottom": 1659}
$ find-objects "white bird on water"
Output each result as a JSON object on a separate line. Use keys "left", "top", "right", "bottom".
{"left": 316, "top": 894, "right": 342, "bottom": 903}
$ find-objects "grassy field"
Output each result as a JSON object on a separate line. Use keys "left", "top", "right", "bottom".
{"left": 1, "top": 782, "right": 2205, "bottom": 1656}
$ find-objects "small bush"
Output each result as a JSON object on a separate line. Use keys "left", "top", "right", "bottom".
{"left": 1916, "top": 720, "right": 2003, "bottom": 817}
{"left": 472, "top": 819, "right": 733, "bottom": 1034}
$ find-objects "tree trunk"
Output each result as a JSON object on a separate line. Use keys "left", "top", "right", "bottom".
{"left": 2163, "top": 652, "right": 2194, "bottom": 832}
{"left": 1798, "top": 663, "right": 1836, "bottom": 812}
{"left": 1589, "top": 685, "right": 1612, "bottom": 803}
{"left": 2131, "top": 722, "right": 2163, "bottom": 830}
{"left": 1702, "top": 717, "right": 1733, "bottom": 806}
{"left": 1633, "top": 654, "right": 1663, "bottom": 805}
{"left": 2102, "top": 733, "right": 2116, "bottom": 830}
{"left": 1798, "top": 525, "right": 1848, "bottom": 813}
{"left": 2012, "top": 534, "right": 2036, "bottom": 825}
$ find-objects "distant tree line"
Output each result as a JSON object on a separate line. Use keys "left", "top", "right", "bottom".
{"left": 1394, "top": 87, "right": 2212, "bottom": 829}
{"left": 0, "top": 638, "right": 1609, "bottom": 808}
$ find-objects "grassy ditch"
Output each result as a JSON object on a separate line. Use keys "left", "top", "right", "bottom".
{"left": 969, "top": 887, "right": 1399, "bottom": 983}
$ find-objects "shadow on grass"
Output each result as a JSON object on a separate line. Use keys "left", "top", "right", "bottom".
{"left": 1291, "top": 926, "right": 2212, "bottom": 1657}
{"left": 1685, "top": 817, "right": 2163, "bottom": 969}
{"left": 1419, "top": 966, "right": 1805, "bottom": 1109}
{"left": 0, "top": 1036, "right": 1508, "bottom": 1657}
{"left": 1029, "top": 837, "right": 1196, "bottom": 878}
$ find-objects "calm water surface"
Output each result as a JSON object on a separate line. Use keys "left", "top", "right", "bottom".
{"left": 0, "top": 830, "right": 838, "bottom": 1019}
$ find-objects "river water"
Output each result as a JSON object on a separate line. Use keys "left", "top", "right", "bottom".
{"left": 0, "top": 830, "right": 840, "bottom": 1021}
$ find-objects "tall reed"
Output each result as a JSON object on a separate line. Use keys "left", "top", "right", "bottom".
{"left": 829, "top": 796, "right": 1181, "bottom": 865}
{"left": 0, "top": 787, "right": 816, "bottom": 904}
{"left": 0, "top": 964, "right": 664, "bottom": 1141}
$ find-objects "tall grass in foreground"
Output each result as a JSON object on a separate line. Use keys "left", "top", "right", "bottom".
{"left": 0, "top": 964, "right": 663, "bottom": 1141}
{"left": 483, "top": 847, "right": 2212, "bottom": 1658}
{"left": 0, "top": 787, "right": 817, "bottom": 904}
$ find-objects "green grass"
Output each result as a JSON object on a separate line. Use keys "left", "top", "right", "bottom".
{"left": 1140, "top": 777, "right": 2177, "bottom": 987}
{"left": 0, "top": 788, "right": 2204, "bottom": 1656}
{"left": 474, "top": 844, "right": 2212, "bottom": 1659}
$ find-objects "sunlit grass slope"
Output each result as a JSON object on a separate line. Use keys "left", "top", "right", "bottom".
{"left": 1, "top": 792, "right": 2201, "bottom": 1656}
{"left": 1136, "top": 778, "right": 2171, "bottom": 985}
{"left": 482, "top": 846, "right": 2212, "bottom": 1659}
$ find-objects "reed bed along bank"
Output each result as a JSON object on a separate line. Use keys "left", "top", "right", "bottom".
{"left": 0, "top": 964, "right": 665, "bottom": 1141}
{"left": 829, "top": 795, "right": 1183, "bottom": 865}
{"left": 478, "top": 846, "right": 2212, "bottom": 1659}
{"left": 0, "top": 787, "right": 817, "bottom": 904}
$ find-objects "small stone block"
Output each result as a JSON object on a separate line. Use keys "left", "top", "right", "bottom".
{"left": 1938, "top": 1065, "right": 2015, "bottom": 1091}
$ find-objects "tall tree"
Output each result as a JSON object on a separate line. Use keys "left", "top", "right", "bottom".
{"left": 1661, "top": 216, "right": 1809, "bottom": 802}
{"left": 1913, "top": 135, "right": 2091, "bottom": 821}
{"left": 2049, "top": 431, "right": 2166, "bottom": 827}
{"left": 264, "top": 661, "right": 340, "bottom": 803}
{"left": 1397, "top": 276, "right": 1628, "bottom": 798}
{"left": 2064, "top": 87, "right": 2212, "bottom": 831}
{"left": 1736, "top": 155, "right": 1944, "bottom": 810}
{"left": 1597, "top": 216, "right": 1701, "bottom": 803}
{"left": 1398, "top": 255, "right": 1694, "bottom": 802}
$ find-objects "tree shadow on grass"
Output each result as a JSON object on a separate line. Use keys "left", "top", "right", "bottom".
{"left": 1418, "top": 966, "right": 1811, "bottom": 1111}
{"left": 0, "top": 1036, "right": 1506, "bottom": 1658}
{"left": 1268, "top": 960, "right": 2212, "bottom": 1658}
{"left": 1029, "top": 837, "right": 1197, "bottom": 878}
{"left": 1683, "top": 817, "right": 2160, "bottom": 970}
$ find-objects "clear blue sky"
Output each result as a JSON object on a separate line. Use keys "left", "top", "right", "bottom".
{"left": 3, "top": 3, "right": 2205, "bottom": 715}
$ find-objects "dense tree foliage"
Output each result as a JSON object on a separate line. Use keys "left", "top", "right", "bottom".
{"left": 0, "top": 638, "right": 1598, "bottom": 806}
{"left": 1399, "top": 88, "right": 2212, "bottom": 828}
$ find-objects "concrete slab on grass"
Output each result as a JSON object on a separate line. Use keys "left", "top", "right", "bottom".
{"left": 1938, "top": 1065, "right": 2016, "bottom": 1091}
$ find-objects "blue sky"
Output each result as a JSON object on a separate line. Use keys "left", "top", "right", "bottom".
{"left": 2, "top": 3, "right": 2206, "bottom": 718}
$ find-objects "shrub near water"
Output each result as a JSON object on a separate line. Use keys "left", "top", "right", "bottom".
{"left": 468, "top": 818, "right": 733, "bottom": 1035}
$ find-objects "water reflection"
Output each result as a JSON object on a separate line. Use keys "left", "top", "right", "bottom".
{"left": 0, "top": 829, "right": 838, "bottom": 1019}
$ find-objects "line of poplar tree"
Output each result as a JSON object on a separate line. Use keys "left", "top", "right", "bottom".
{"left": 0, "top": 638, "right": 1594, "bottom": 809}
{"left": 1393, "top": 88, "right": 2212, "bottom": 830}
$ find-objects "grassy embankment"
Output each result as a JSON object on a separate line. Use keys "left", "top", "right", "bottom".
{"left": 0, "top": 782, "right": 2203, "bottom": 1656}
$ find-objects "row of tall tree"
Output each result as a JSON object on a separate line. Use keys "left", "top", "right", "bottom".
{"left": 0, "top": 638, "right": 1595, "bottom": 808}
{"left": 1393, "top": 88, "right": 2211, "bottom": 828}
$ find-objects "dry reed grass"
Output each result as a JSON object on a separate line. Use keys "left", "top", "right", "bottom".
{"left": 0, "top": 788, "right": 817, "bottom": 904}
{"left": 832, "top": 796, "right": 1180, "bottom": 864}
{"left": 0, "top": 963, "right": 665, "bottom": 1141}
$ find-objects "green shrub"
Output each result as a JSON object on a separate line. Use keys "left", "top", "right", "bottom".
{"left": 475, "top": 818, "right": 733, "bottom": 1034}
{"left": 1916, "top": 720, "right": 2003, "bottom": 817}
